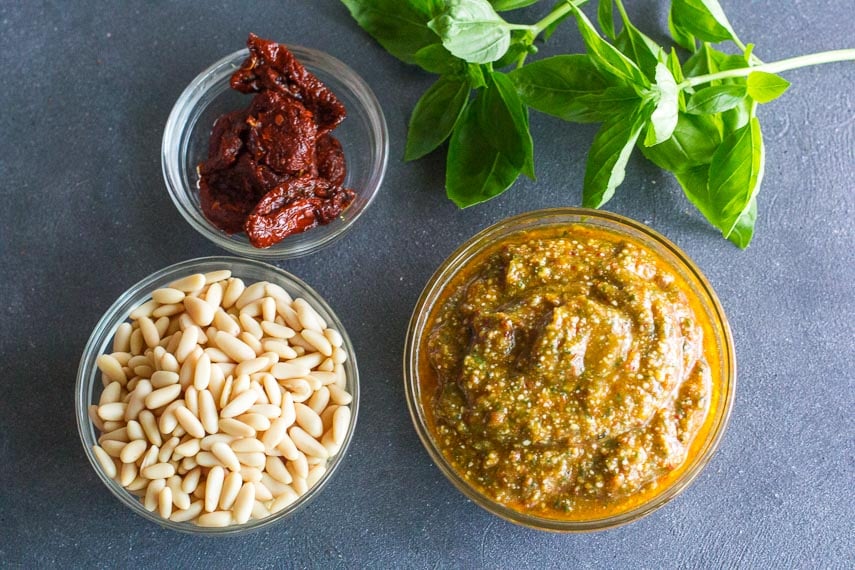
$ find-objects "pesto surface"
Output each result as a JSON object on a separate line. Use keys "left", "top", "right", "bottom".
{"left": 425, "top": 228, "right": 712, "bottom": 517}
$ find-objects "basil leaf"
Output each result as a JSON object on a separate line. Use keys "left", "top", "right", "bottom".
{"left": 480, "top": 72, "right": 535, "bottom": 178}
{"left": 644, "top": 63, "right": 679, "bottom": 146}
{"left": 671, "top": 0, "right": 737, "bottom": 44}
{"left": 446, "top": 98, "right": 522, "bottom": 207}
{"left": 598, "top": 0, "right": 616, "bottom": 41}
{"left": 406, "top": 76, "right": 471, "bottom": 161}
{"left": 686, "top": 84, "right": 748, "bottom": 115}
{"left": 493, "top": 30, "right": 533, "bottom": 69}
{"left": 467, "top": 63, "right": 489, "bottom": 88}
{"left": 707, "top": 117, "right": 765, "bottom": 239}
{"left": 573, "top": 86, "right": 641, "bottom": 123}
{"left": 582, "top": 104, "right": 647, "bottom": 208}
{"left": 414, "top": 43, "right": 465, "bottom": 75}
{"left": 726, "top": 197, "right": 757, "bottom": 248}
{"left": 569, "top": 3, "right": 650, "bottom": 89}
{"left": 490, "top": 0, "right": 538, "bottom": 10}
{"left": 509, "top": 55, "right": 611, "bottom": 122}
{"left": 341, "top": 0, "right": 440, "bottom": 65}
{"left": 747, "top": 71, "right": 791, "bottom": 103}
{"left": 429, "top": 0, "right": 514, "bottom": 64}
{"left": 640, "top": 113, "right": 722, "bottom": 172}
{"left": 668, "top": 5, "right": 696, "bottom": 52}
{"left": 614, "top": 4, "right": 665, "bottom": 80}
{"left": 666, "top": 50, "right": 687, "bottom": 111}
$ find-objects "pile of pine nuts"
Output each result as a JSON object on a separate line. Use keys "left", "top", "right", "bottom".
{"left": 88, "top": 270, "right": 353, "bottom": 527}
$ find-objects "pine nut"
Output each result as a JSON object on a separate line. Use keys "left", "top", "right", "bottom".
{"left": 216, "top": 331, "right": 256, "bottom": 362}
{"left": 158, "top": 486, "right": 173, "bottom": 519}
{"left": 265, "top": 456, "right": 292, "bottom": 484}
{"left": 126, "top": 420, "right": 145, "bottom": 441}
{"left": 301, "top": 329, "right": 333, "bottom": 356}
{"left": 269, "top": 486, "right": 299, "bottom": 513}
{"left": 232, "top": 483, "right": 255, "bottom": 524}
{"left": 214, "top": 308, "right": 241, "bottom": 336}
{"left": 270, "top": 362, "right": 310, "bottom": 381}
{"left": 239, "top": 332, "right": 263, "bottom": 355}
{"left": 98, "top": 402, "right": 127, "bottom": 422}
{"left": 281, "top": 379, "right": 312, "bottom": 402}
{"left": 113, "top": 323, "right": 133, "bottom": 353}
{"left": 97, "top": 355, "right": 127, "bottom": 384}
{"left": 251, "top": 500, "right": 269, "bottom": 520}
{"left": 182, "top": 467, "right": 201, "bottom": 493}
{"left": 250, "top": 404, "right": 281, "bottom": 419}
{"left": 222, "top": 278, "right": 245, "bottom": 309}
{"left": 198, "top": 389, "right": 219, "bottom": 434}
{"left": 289, "top": 352, "right": 324, "bottom": 370}
{"left": 262, "top": 374, "right": 282, "bottom": 407}
{"left": 263, "top": 340, "right": 298, "bottom": 360}
{"left": 218, "top": 418, "right": 255, "bottom": 438}
{"left": 92, "top": 445, "right": 117, "bottom": 478}
{"left": 230, "top": 438, "right": 265, "bottom": 453}
{"left": 235, "top": 356, "right": 269, "bottom": 377}
{"left": 262, "top": 417, "right": 289, "bottom": 451}
{"left": 306, "top": 465, "right": 326, "bottom": 488}
{"left": 151, "top": 370, "right": 179, "bottom": 389}
{"left": 253, "top": 481, "right": 273, "bottom": 502}
{"left": 139, "top": 317, "right": 160, "bottom": 348}
{"left": 236, "top": 281, "right": 266, "bottom": 310}
{"left": 140, "top": 444, "right": 159, "bottom": 471}
{"left": 185, "top": 386, "right": 199, "bottom": 416}
{"left": 145, "top": 384, "right": 181, "bottom": 409}
{"left": 142, "top": 462, "right": 176, "bottom": 480}
{"left": 241, "top": 467, "right": 264, "bottom": 483}
{"left": 175, "top": 325, "right": 198, "bottom": 362}
{"left": 212, "top": 442, "right": 242, "bottom": 472}
{"left": 171, "top": 500, "right": 204, "bottom": 523}
{"left": 120, "top": 439, "right": 147, "bottom": 463}
{"left": 204, "top": 270, "right": 231, "bottom": 284}
{"left": 120, "top": 461, "right": 138, "bottom": 486}
{"left": 197, "top": 511, "right": 232, "bottom": 527}
{"left": 175, "top": 406, "right": 205, "bottom": 439}
{"left": 144, "top": 479, "right": 166, "bottom": 511}
{"left": 332, "top": 406, "right": 351, "bottom": 446}
{"left": 185, "top": 296, "right": 215, "bottom": 327}
{"left": 204, "top": 282, "right": 224, "bottom": 308}
{"left": 294, "top": 403, "right": 323, "bottom": 438}
{"left": 289, "top": 426, "right": 328, "bottom": 458}
{"left": 291, "top": 476, "right": 308, "bottom": 496}
{"left": 220, "top": 471, "right": 243, "bottom": 510}
{"left": 193, "top": 352, "right": 211, "bottom": 391}
{"left": 328, "top": 384, "right": 353, "bottom": 405}
{"left": 169, "top": 273, "right": 206, "bottom": 293}
{"left": 205, "top": 466, "right": 225, "bottom": 512}
{"left": 307, "top": 387, "right": 330, "bottom": 415}
{"left": 237, "top": 413, "right": 270, "bottom": 432}
{"left": 130, "top": 299, "right": 159, "bottom": 320}
{"left": 293, "top": 298, "right": 324, "bottom": 332}
{"left": 175, "top": 438, "right": 201, "bottom": 458}
{"left": 276, "top": 434, "right": 300, "bottom": 461}
{"left": 220, "top": 390, "right": 258, "bottom": 419}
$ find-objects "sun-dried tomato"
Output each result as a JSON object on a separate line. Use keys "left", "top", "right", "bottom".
{"left": 197, "top": 35, "right": 355, "bottom": 248}
{"left": 244, "top": 175, "right": 355, "bottom": 248}
{"left": 231, "top": 33, "right": 346, "bottom": 135}
{"left": 315, "top": 134, "right": 347, "bottom": 186}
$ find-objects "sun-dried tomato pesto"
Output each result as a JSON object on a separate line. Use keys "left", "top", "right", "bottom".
{"left": 199, "top": 34, "right": 354, "bottom": 248}
{"left": 421, "top": 225, "right": 718, "bottom": 520}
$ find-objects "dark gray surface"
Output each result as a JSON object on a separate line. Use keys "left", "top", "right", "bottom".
{"left": 1, "top": 0, "right": 853, "bottom": 567}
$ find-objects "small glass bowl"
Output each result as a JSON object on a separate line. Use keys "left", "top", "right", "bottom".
{"left": 162, "top": 46, "right": 388, "bottom": 259}
{"left": 75, "top": 256, "right": 360, "bottom": 534}
{"left": 404, "top": 208, "right": 736, "bottom": 532}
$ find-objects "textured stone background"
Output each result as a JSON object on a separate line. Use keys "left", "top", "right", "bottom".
{"left": 1, "top": 1, "right": 853, "bottom": 567}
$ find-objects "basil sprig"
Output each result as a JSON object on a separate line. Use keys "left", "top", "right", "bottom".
{"left": 341, "top": 0, "right": 855, "bottom": 247}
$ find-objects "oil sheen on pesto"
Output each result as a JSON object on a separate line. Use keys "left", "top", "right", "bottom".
{"left": 426, "top": 228, "right": 711, "bottom": 516}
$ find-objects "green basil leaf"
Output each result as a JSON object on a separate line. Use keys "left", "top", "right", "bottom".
{"left": 582, "top": 104, "right": 647, "bottom": 208}
{"left": 509, "top": 55, "right": 611, "bottom": 122}
{"left": 726, "top": 197, "right": 757, "bottom": 248}
{"left": 490, "top": 0, "right": 538, "bottom": 10}
{"left": 414, "top": 43, "right": 465, "bottom": 75}
{"left": 480, "top": 71, "right": 535, "bottom": 178}
{"left": 405, "top": 76, "right": 471, "bottom": 161}
{"left": 569, "top": 3, "right": 650, "bottom": 89}
{"left": 707, "top": 117, "right": 765, "bottom": 238}
{"left": 493, "top": 30, "right": 533, "bottom": 69}
{"left": 666, "top": 50, "right": 687, "bottom": 111}
{"left": 668, "top": 4, "right": 696, "bottom": 52}
{"left": 686, "top": 84, "right": 748, "bottom": 115}
{"left": 428, "top": 0, "right": 514, "bottom": 64}
{"left": 446, "top": 98, "right": 522, "bottom": 207}
{"left": 467, "top": 63, "right": 488, "bottom": 87}
{"left": 341, "top": 0, "right": 440, "bottom": 65}
{"left": 614, "top": 4, "right": 665, "bottom": 80}
{"left": 573, "top": 86, "right": 642, "bottom": 123}
{"left": 644, "top": 63, "right": 679, "bottom": 146}
{"left": 747, "top": 71, "right": 791, "bottom": 103}
{"left": 640, "top": 112, "right": 722, "bottom": 172}
{"left": 598, "top": 0, "right": 616, "bottom": 41}
{"left": 671, "top": 0, "right": 737, "bottom": 44}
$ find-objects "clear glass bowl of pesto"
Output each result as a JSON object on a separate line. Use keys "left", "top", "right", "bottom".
{"left": 404, "top": 208, "right": 736, "bottom": 532}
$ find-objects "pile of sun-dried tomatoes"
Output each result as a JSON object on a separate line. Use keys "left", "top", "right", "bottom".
{"left": 199, "top": 34, "right": 354, "bottom": 248}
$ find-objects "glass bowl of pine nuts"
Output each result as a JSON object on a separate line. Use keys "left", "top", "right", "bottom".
{"left": 75, "top": 256, "right": 358, "bottom": 533}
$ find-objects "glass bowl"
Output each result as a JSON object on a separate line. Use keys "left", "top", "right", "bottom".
{"left": 75, "top": 256, "right": 360, "bottom": 534}
{"left": 162, "top": 46, "right": 388, "bottom": 259}
{"left": 404, "top": 208, "right": 736, "bottom": 532}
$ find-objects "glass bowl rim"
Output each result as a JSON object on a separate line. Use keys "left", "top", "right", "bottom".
{"left": 75, "top": 255, "right": 360, "bottom": 534}
{"left": 161, "top": 45, "right": 389, "bottom": 260}
{"left": 403, "top": 207, "right": 737, "bottom": 532}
